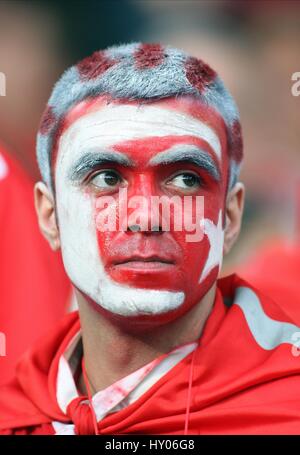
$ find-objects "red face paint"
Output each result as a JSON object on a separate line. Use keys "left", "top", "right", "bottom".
{"left": 55, "top": 94, "right": 229, "bottom": 318}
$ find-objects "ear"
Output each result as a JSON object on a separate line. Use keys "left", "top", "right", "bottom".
{"left": 34, "top": 181, "right": 60, "bottom": 251}
{"left": 223, "top": 182, "right": 245, "bottom": 255}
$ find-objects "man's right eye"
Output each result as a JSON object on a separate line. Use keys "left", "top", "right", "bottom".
{"left": 89, "top": 170, "right": 122, "bottom": 189}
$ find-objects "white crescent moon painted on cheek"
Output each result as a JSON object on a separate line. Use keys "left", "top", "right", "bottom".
{"left": 199, "top": 210, "right": 224, "bottom": 283}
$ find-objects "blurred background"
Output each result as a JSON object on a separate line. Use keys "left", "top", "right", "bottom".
{"left": 0, "top": 0, "right": 299, "bottom": 382}
{"left": 0, "top": 0, "right": 299, "bottom": 266}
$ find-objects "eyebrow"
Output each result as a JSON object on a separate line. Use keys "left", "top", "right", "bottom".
{"left": 148, "top": 145, "right": 221, "bottom": 182}
{"left": 68, "top": 150, "right": 134, "bottom": 181}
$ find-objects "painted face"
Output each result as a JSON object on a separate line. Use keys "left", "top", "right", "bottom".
{"left": 54, "top": 94, "right": 229, "bottom": 324}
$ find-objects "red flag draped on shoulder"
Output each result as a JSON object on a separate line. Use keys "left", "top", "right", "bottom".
{"left": 239, "top": 240, "right": 300, "bottom": 324}
{"left": 0, "top": 274, "right": 300, "bottom": 435}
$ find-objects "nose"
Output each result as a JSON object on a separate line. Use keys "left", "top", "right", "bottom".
{"left": 126, "top": 173, "right": 163, "bottom": 235}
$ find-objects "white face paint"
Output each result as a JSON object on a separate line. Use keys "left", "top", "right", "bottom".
{"left": 199, "top": 210, "right": 224, "bottom": 283}
{"left": 55, "top": 102, "right": 223, "bottom": 317}
{"left": 58, "top": 103, "right": 222, "bottom": 162}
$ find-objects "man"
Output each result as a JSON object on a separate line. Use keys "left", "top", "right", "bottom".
{"left": 0, "top": 142, "right": 71, "bottom": 386}
{"left": 0, "top": 42, "right": 300, "bottom": 435}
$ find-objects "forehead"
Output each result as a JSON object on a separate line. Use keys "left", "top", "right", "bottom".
{"left": 55, "top": 94, "right": 227, "bottom": 169}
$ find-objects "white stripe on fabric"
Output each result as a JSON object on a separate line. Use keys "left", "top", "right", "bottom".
{"left": 52, "top": 420, "right": 75, "bottom": 435}
{"left": 93, "top": 342, "right": 197, "bottom": 421}
{"left": 56, "top": 332, "right": 81, "bottom": 413}
{"left": 235, "top": 286, "right": 300, "bottom": 350}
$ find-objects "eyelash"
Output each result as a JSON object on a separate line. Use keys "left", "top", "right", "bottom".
{"left": 84, "top": 169, "right": 123, "bottom": 184}
{"left": 165, "top": 171, "right": 204, "bottom": 188}
{"left": 84, "top": 169, "right": 205, "bottom": 190}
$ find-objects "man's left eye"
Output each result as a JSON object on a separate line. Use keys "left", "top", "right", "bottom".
{"left": 166, "top": 173, "right": 202, "bottom": 190}
{"left": 90, "top": 170, "right": 122, "bottom": 189}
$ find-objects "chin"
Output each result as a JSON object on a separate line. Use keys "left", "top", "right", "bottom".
{"left": 78, "top": 283, "right": 191, "bottom": 327}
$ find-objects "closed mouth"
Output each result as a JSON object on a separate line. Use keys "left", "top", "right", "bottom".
{"left": 113, "top": 256, "right": 175, "bottom": 266}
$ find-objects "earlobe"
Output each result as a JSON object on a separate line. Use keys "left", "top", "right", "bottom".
{"left": 223, "top": 182, "right": 245, "bottom": 256}
{"left": 34, "top": 181, "right": 60, "bottom": 251}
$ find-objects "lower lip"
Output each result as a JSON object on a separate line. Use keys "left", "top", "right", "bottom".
{"left": 113, "top": 261, "right": 175, "bottom": 271}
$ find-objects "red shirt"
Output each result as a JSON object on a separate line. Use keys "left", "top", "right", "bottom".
{"left": 239, "top": 240, "right": 300, "bottom": 324}
{"left": 0, "top": 274, "right": 300, "bottom": 435}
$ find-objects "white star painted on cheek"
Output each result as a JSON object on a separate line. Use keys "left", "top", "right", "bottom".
{"left": 0, "top": 153, "right": 8, "bottom": 181}
{"left": 199, "top": 210, "right": 224, "bottom": 283}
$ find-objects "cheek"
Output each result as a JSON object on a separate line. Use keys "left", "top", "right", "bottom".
{"left": 170, "top": 188, "right": 224, "bottom": 292}
{"left": 203, "top": 191, "right": 224, "bottom": 223}
{"left": 204, "top": 148, "right": 229, "bottom": 225}
{"left": 92, "top": 193, "right": 123, "bottom": 264}
{"left": 171, "top": 227, "right": 210, "bottom": 283}
{"left": 96, "top": 230, "right": 117, "bottom": 265}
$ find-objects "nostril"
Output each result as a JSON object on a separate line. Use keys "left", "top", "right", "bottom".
{"left": 151, "top": 225, "right": 162, "bottom": 233}
{"left": 127, "top": 224, "right": 141, "bottom": 233}
{"left": 127, "top": 224, "right": 163, "bottom": 234}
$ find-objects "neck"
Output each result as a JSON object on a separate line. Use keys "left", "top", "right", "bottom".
{"left": 76, "top": 284, "right": 216, "bottom": 395}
